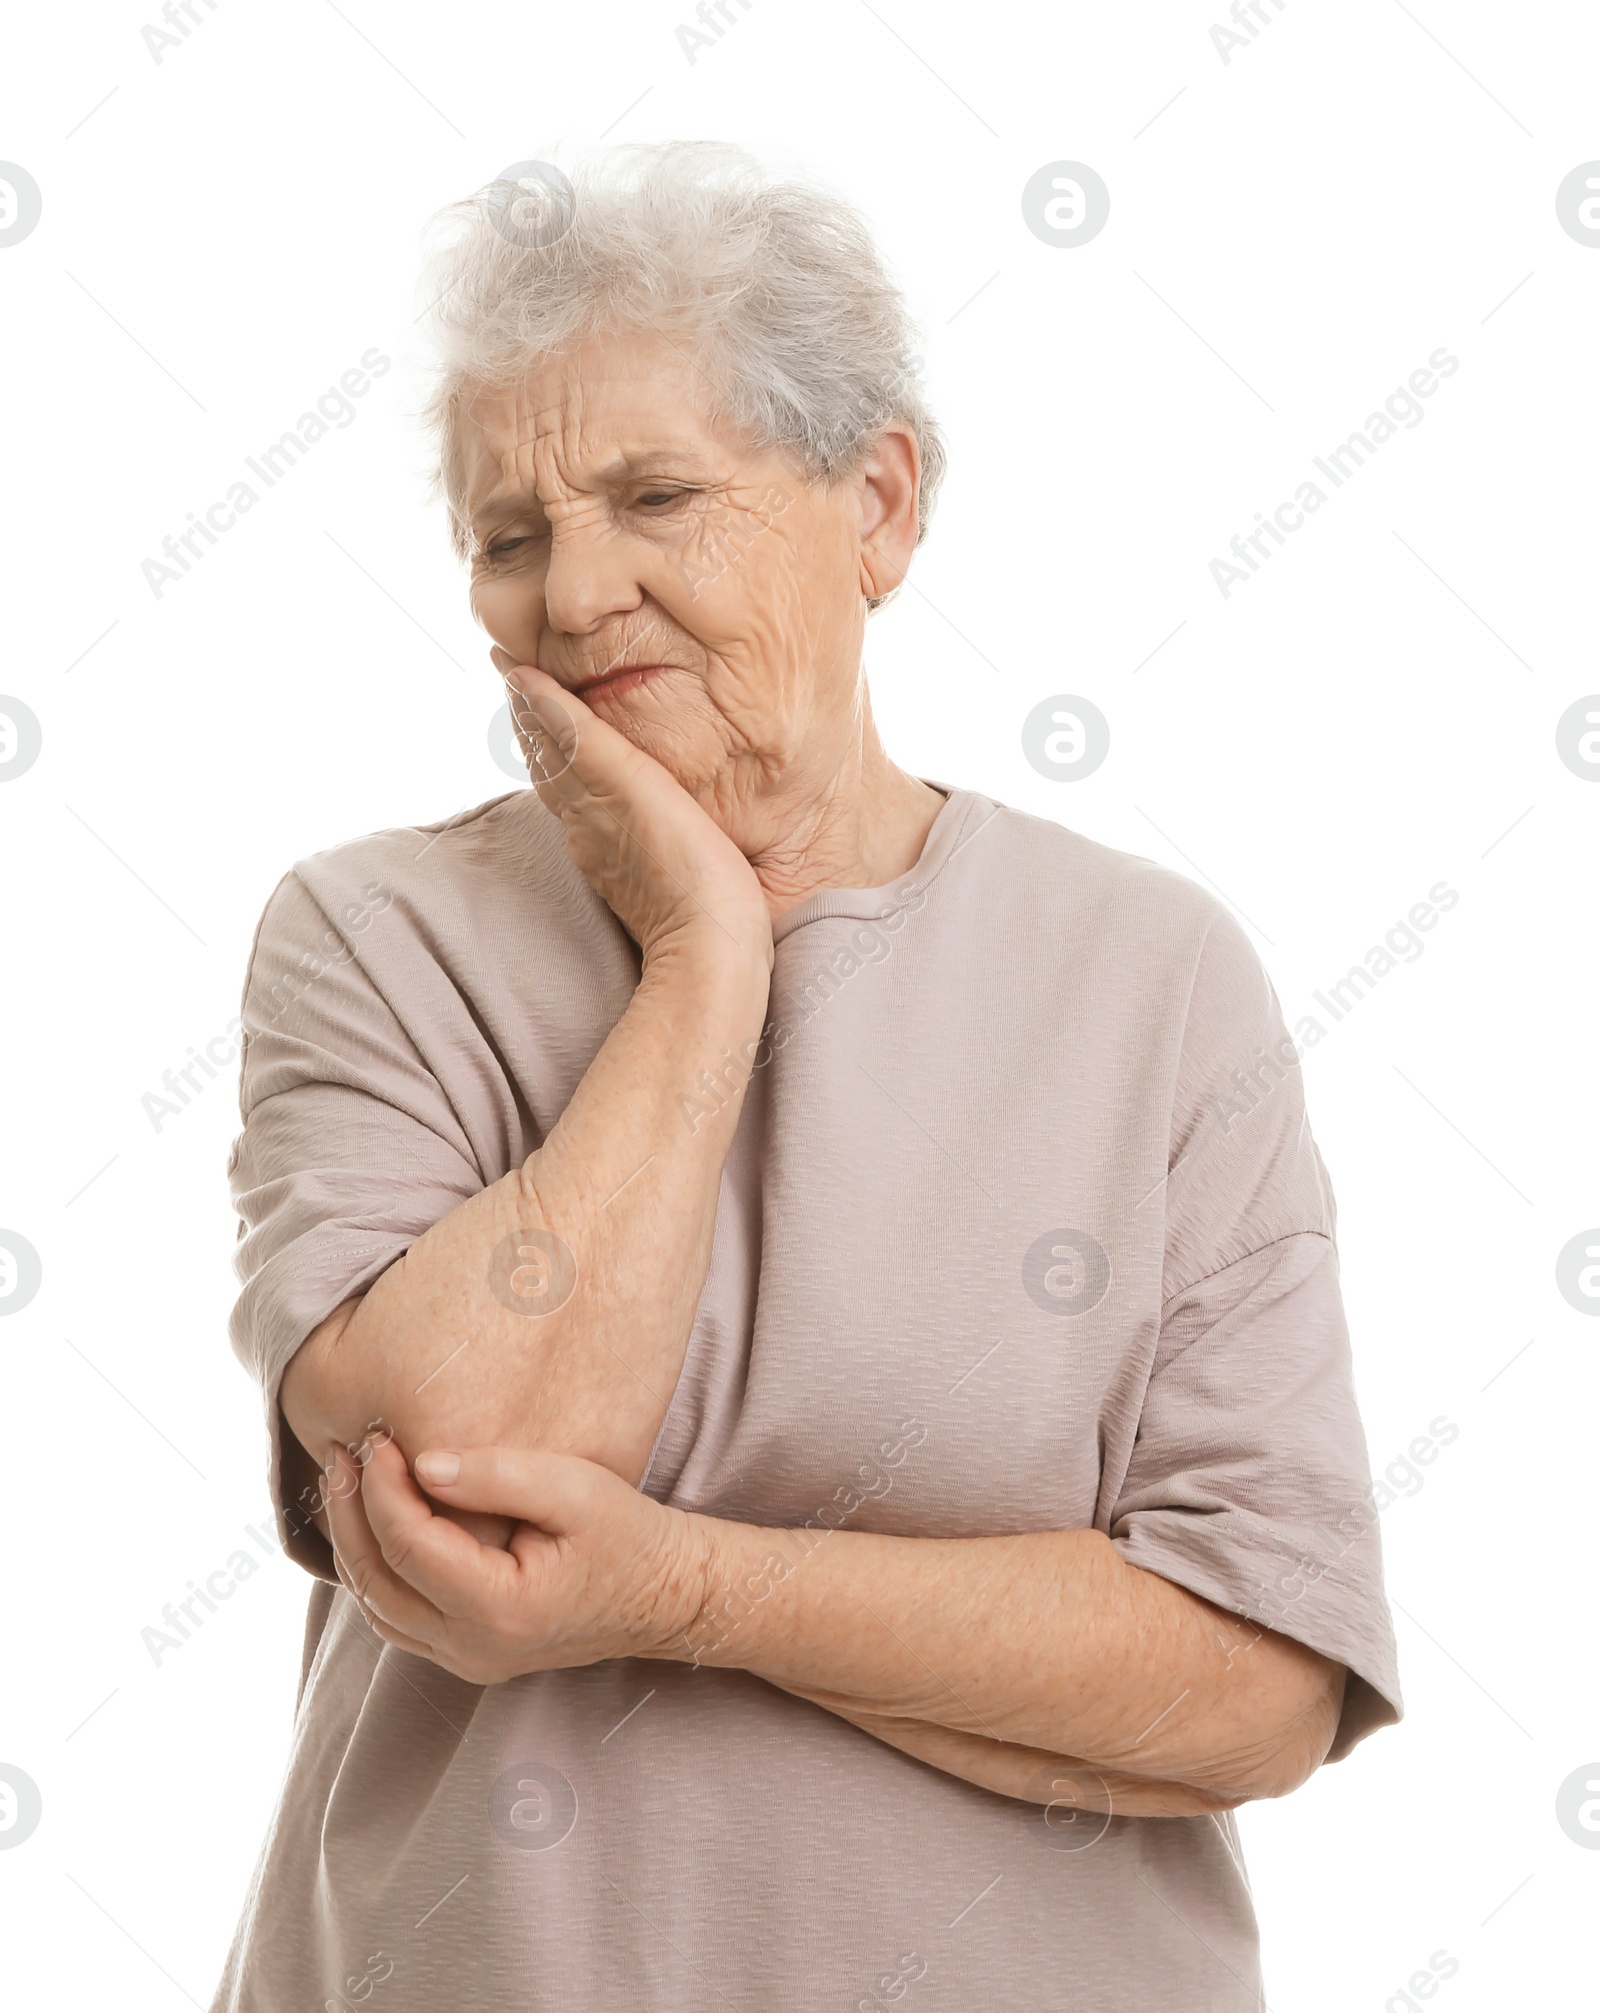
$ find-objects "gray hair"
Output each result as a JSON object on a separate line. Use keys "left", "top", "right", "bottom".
{"left": 419, "top": 141, "right": 945, "bottom": 613}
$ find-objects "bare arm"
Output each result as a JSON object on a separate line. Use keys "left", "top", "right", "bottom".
{"left": 281, "top": 932, "right": 768, "bottom": 1467}
{"left": 278, "top": 668, "right": 774, "bottom": 1540}
{"left": 329, "top": 1440, "right": 1348, "bottom": 1817}
{"left": 781, "top": 1710, "right": 1257, "bottom": 1816}
{"left": 674, "top": 1516, "right": 1345, "bottom": 1807}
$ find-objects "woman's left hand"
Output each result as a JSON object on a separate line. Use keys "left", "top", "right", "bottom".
{"left": 325, "top": 1437, "right": 712, "bottom": 1684}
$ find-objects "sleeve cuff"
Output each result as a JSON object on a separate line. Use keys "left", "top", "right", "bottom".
{"left": 1112, "top": 1509, "right": 1404, "bottom": 1764}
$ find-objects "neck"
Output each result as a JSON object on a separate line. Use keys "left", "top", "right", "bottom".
{"left": 732, "top": 721, "right": 947, "bottom": 923}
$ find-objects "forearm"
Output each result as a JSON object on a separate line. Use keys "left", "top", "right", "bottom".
{"left": 281, "top": 928, "right": 769, "bottom": 1483}
{"left": 672, "top": 1520, "right": 1344, "bottom": 1802}
{"left": 779, "top": 1699, "right": 1246, "bottom": 1815}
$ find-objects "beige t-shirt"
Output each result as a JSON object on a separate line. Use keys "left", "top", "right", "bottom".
{"left": 218, "top": 783, "right": 1401, "bottom": 2013}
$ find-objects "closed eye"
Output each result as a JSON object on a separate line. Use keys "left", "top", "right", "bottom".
{"left": 485, "top": 532, "right": 548, "bottom": 559}
{"left": 636, "top": 489, "right": 695, "bottom": 510}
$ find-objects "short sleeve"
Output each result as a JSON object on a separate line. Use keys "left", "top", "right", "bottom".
{"left": 1110, "top": 906, "right": 1403, "bottom": 1762}
{"left": 227, "top": 870, "right": 485, "bottom": 1571}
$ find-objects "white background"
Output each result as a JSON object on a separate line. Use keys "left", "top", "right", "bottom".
{"left": 1, "top": 1, "right": 1597, "bottom": 2006}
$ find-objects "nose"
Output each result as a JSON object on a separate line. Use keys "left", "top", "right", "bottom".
{"left": 542, "top": 507, "right": 645, "bottom": 637}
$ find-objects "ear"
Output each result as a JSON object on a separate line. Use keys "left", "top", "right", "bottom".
{"left": 856, "top": 423, "right": 921, "bottom": 603}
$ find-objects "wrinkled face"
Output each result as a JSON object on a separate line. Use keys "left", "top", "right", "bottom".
{"left": 460, "top": 328, "right": 908, "bottom": 828}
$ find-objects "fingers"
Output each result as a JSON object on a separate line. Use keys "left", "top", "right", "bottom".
{"left": 325, "top": 1445, "right": 452, "bottom": 1644}
{"left": 491, "top": 643, "right": 572, "bottom": 783}
{"left": 339, "top": 1562, "right": 438, "bottom": 1661}
{"left": 355, "top": 1439, "right": 518, "bottom": 1617}
{"left": 496, "top": 659, "right": 588, "bottom": 802}
{"left": 413, "top": 1444, "right": 601, "bottom": 1534}
{"left": 436, "top": 1506, "right": 519, "bottom": 1551}
{"left": 492, "top": 647, "right": 650, "bottom": 798}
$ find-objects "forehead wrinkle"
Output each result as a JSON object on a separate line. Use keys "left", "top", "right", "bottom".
{"left": 464, "top": 395, "right": 786, "bottom": 558}
{"left": 464, "top": 327, "right": 761, "bottom": 524}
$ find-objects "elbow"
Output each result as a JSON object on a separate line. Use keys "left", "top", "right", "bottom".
{"left": 1212, "top": 1662, "right": 1348, "bottom": 1804}
{"left": 1225, "top": 1748, "right": 1317, "bottom": 1807}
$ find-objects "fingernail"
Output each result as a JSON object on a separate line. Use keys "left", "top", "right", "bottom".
{"left": 415, "top": 1451, "right": 460, "bottom": 1486}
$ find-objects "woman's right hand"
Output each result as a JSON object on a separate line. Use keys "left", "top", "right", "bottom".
{"left": 494, "top": 648, "right": 773, "bottom": 973}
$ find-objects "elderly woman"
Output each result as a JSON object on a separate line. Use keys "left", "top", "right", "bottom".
{"left": 218, "top": 141, "right": 1400, "bottom": 2011}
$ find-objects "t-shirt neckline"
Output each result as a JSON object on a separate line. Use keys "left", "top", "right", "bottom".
{"left": 770, "top": 782, "right": 990, "bottom": 942}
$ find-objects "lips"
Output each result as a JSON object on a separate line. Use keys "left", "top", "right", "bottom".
{"left": 571, "top": 661, "right": 671, "bottom": 700}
